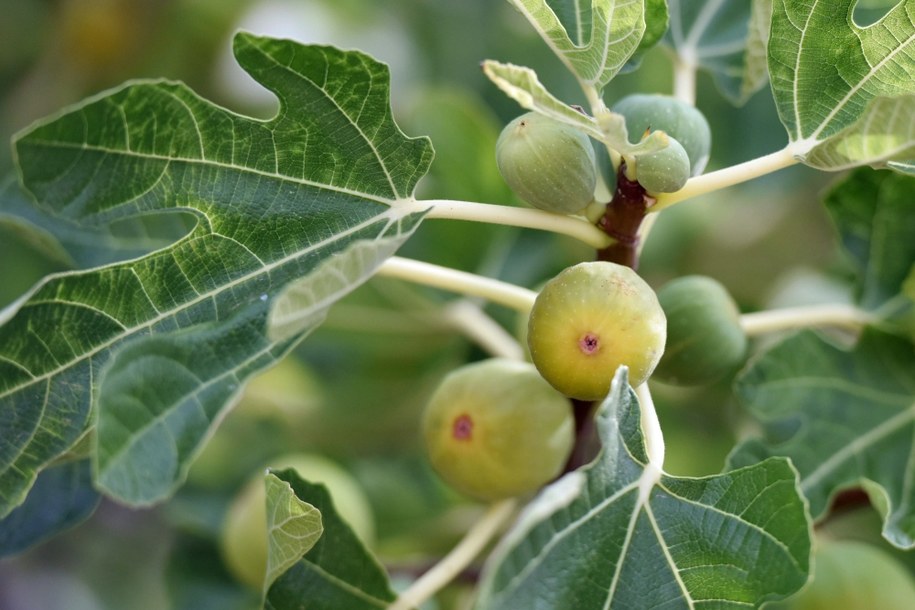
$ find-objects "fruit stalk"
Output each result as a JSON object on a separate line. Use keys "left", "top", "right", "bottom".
{"left": 596, "top": 164, "right": 655, "bottom": 269}
{"left": 563, "top": 399, "right": 602, "bottom": 472}
{"left": 389, "top": 499, "right": 517, "bottom": 610}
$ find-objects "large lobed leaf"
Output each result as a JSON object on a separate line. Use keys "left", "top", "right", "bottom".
{"left": 729, "top": 167, "right": 915, "bottom": 550}
{"left": 769, "top": 0, "right": 915, "bottom": 169}
{"left": 476, "top": 369, "right": 810, "bottom": 610}
{"left": 729, "top": 329, "right": 915, "bottom": 549}
{"left": 0, "top": 33, "right": 432, "bottom": 515}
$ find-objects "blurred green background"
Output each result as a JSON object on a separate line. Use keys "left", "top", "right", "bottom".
{"left": 0, "top": 1, "right": 879, "bottom": 609}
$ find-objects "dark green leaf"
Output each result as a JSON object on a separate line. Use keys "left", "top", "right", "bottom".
{"left": 476, "top": 369, "right": 811, "bottom": 609}
{"left": 729, "top": 329, "right": 915, "bottom": 549}
{"left": 824, "top": 168, "right": 915, "bottom": 311}
{"left": 0, "top": 459, "right": 99, "bottom": 557}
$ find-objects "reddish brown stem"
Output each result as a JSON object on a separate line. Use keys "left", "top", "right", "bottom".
{"left": 561, "top": 399, "right": 601, "bottom": 473}
{"left": 596, "top": 165, "right": 655, "bottom": 270}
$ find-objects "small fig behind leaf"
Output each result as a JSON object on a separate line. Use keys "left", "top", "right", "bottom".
{"left": 776, "top": 540, "right": 915, "bottom": 610}
{"left": 653, "top": 275, "right": 747, "bottom": 386}
{"left": 527, "top": 262, "right": 667, "bottom": 400}
{"left": 496, "top": 112, "right": 597, "bottom": 214}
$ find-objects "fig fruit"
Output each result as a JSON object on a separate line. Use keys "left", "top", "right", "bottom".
{"left": 422, "top": 358, "right": 574, "bottom": 501}
{"left": 496, "top": 112, "right": 597, "bottom": 214}
{"left": 776, "top": 540, "right": 915, "bottom": 609}
{"left": 633, "top": 135, "right": 691, "bottom": 194}
{"left": 527, "top": 262, "right": 666, "bottom": 400}
{"left": 613, "top": 93, "right": 712, "bottom": 176}
{"left": 653, "top": 275, "right": 747, "bottom": 386}
{"left": 220, "top": 453, "right": 374, "bottom": 589}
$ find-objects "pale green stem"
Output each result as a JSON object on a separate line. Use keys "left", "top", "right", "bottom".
{"left": 672, "top": 53, "right": 697, "bottom": 106}
{"left": 419, "top": 199, "right": 612, "bottom": 249}
{"left": 377, "top": 257, "right": 537, "bottom": 315}
{"left": 442, "top": 300, "right": 526, "bottom": 361}
{"left": 635, "top": 383, "right": 664, "bottom": 505}
{"left": 636, "top": 212, "right": 659, "bottom": 257}
{"left": 582, "top": 83, "right": 608, "bottom": 117}
{"left": 388, "top": 499, "right": 518, "bottom": 610}
{"left": 740, "top": 304, "right": 877, "bottom": 337}
{"left": 652, "top": 146, "right": 799, "bottom": 211}
{"left": 635, "top": 383, "right": 665, "bottom": 469}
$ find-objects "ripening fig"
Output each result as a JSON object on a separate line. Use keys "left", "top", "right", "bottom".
{"left": 613, "top": 93, "right": 712, "bottom": 176}
{"left": 496, "top": 112, "right": 597, "bottom": 214}
{"left": 527, "top": 262, "right": 666, "bottom": 400}
{"left": 775, "top": 540, "right": 915, "bottom": 610}
{"left": 653, "top": 275, "right": 747, "bottom": 386}
{"left": 633, "top": 135, "right": 691, "bottom": 194}
{"left": 422, "top": 358, "right": 574, "bottom": 501}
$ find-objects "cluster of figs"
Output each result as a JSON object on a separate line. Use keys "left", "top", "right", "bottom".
{"left": 423, "top": 96, "right": 750, "bottom": 501}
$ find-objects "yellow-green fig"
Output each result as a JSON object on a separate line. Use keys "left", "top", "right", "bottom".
{"left": 527, "top": 262, "right": 666, "bottom": 400}
{"left": 422, "top": 358, "right": 574, "bottom": 501}
{"left": 496, "top": 112, "right": 597, "bottom": 214}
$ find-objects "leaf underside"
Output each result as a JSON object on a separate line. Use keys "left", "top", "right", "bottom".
{"left": 769, "top": 0, "right": 915, "bottom": 167}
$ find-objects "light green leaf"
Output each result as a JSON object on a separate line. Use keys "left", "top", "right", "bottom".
{"left": 505, "top": 0, "right": 647, "bottom": 90}
{"left": 728, "top": 329, "right": 915, "bottom": 549}
{"left": 482, "top": 60, "right": 668, "bottom": 156}
{"left": 823, "top": 168, "right": 915, "bottom": 310}
{"left": 666, "top": 0, "right": 773, "bottom": 105}
{"left": 265, "top": 469, "right": 396, "bottom": 610}
{"left": 264, "top": 471, "right": 323, "bottom": 591}
{"left": 0, "top": 33, "right": 432, "bottom": 516}
{"left": 769, "top": 0, "right": 915, "bottom": 168}
{"left": 889, "top": 158, "right": 915, "bottom": 174}
{"left": 476, "top": 368, "right": 811, "bottom": 610}
{"left": 804, "top": 94, "right": 915, "bottom": 170}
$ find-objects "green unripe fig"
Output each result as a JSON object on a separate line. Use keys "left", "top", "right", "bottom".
{"left": 422, "top": 358, "right": 574, "bottom": 501}
{"left": 527, "top": 262, "right": 667, "bottom": 400}
{"left": 613, "top": 93, "right": 712, "bottom": 176}
{"left": 633, "top": 136, "right": 691, "bottom": 194}
{"left": 496, "top": 112, "right": 597, "bottom": 214}
{"left": 220, "top": 453, "right": 375, "bottom": 589}
{"left": 775, "top": 540, "right": 915, "bottom": 610}
{"left": 653, "top": 275, "right": 747, "bottom": 386}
